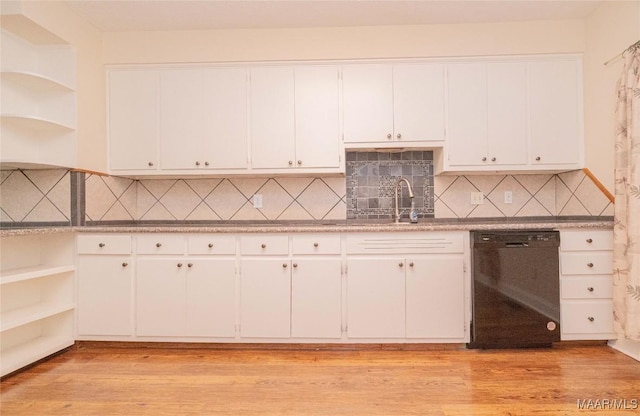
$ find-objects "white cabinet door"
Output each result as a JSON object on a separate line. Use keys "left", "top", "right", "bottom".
{"left": 406, "top": 257, "right": 465, "bottom": 339}
{"left": 185, "top": 259, "right": 237, "bottom": 337}
{"left": 109, "top": 70, "right": 159, "bottom": 171}
{"left": 240, "top": 259, "right": 291, "bottom": 338}
{"left": 529, "top": 59, "right": 581, "bottom": 166}
{"left": 250, "top": 67, "right": 295, "bottom": 169}
{"left": 77, "top": 256, "right": 133, "bottom": 336}
{"left": 347, "top": 258, "right": 405, "bottom": 338}
{"left": 160, "top": 69, "right": 204, "bottom": 169}
{"left": 487, "top": 62, "right": 527, "bottom": 166}
{"left": 294, "top": 65, "right": 340, "bottom": 168}
{"left": 136, "top": 258, "right": 186, "bottom": 336}
{"left": 393, "top": 63, "right": 445, "bottom": 142}
{"left": 202, "top": 68, "right": 248, "bottom": 169}
{"left": 342, "top": 64, "right": 394, "bottom": 143}
{"left": 291, "top": 258, "right": 342, "bottom": 338}
{"left": 447, "top": 63, "right": 488, "bottom": 166}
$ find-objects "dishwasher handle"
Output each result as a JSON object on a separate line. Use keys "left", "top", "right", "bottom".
{"left": 505, "top": 242, "right": 529, "bottom": 248}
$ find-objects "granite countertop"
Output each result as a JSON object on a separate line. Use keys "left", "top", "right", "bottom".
{"left": 0, "top": 217, "right": 614, "bottom": 237}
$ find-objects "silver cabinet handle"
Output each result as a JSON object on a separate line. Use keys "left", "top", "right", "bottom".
{"left": 481, "top": 157, "right": 487, "bottom": 162}
{"left": 204, "top": 161, "right": 210, "bottom": 166}
{"left": 586, "top": 238, "right": 593, "bottom": 244}
{"left": 98, "top": 243, "right": 105, "bottom": 248}
{"left": 491, "top": 157, "right": 497, "bottom": 162}
{"left": 587, "top": 287, "right": 594, "bottom": 292}
{"left": 297, "top": 160, "right": 302, "bottom": 166}
{"left": 588, "top": 316, "right": 595, "bottom": 322}
{"left": 587, "top": 262, "right": 594, "bottom": 268}
{"left": 156, "top": 243, "right": 162, "bottom": 248}
{"left": 122, "top": 262, "right": 128, "bottom": 267}
{"left": 396, "top": 133, "right": 402, "bottom": 139}
{"left": 208, "top": 243, "right": 214, "bottom": 248}
{"left": 387, "top": 133, "right": 392, "bottom": 139}
{"left": 288, "top": 160, "right": 293, "bottom": 166}
{"left": 195, "top": 161, "right": 201, "bottom": 166}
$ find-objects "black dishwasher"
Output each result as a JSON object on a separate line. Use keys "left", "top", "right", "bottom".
{"left": 468, "top": 230, "right": 561, "bottom": 349}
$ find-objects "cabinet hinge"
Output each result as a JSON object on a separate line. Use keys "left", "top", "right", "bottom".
{"left": 463, "top": 262, "right": 467, "bottom": 273}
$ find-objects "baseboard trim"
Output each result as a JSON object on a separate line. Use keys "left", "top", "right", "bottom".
{"left": 609, "top": 338, "right": 640, "bottom": 362}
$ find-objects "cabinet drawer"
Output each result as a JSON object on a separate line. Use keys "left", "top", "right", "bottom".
{"left": 346, "top": 232, "right": 464, "bottom": 254}
{"left": 561, "top": 276, "right": 612, "bottom": 300}
{"left": 136, "top": 235, "right": 184, "bottom": 254}
{"left": 187, "top": 235, "right": 236, "bottom": 255}
{"left": 560, "top": 230, "right": 613, "bottom": 251}
{"left": 240, "top": 235, "right": 288, "bottom": 255}
{"left": 561, "top": 252, "right": 612, "bottom": 275}
{"left": 292, "top": 235, "right": 341, "bottom": 255}
{"left": 77, "top": 235, "right": 132, "bottom": 254}
{"left": 561, "top": 301, "right": 613, "bottom": 335}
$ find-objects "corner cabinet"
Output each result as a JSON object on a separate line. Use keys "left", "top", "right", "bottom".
{"left": 0, "top": 232, "right": 75, "bottom": 377}
{"left": 0, "top": 29, "right": 77, "bottom": 169}
{"left": 442, "top": 56, "right": 584, "bottom": 173}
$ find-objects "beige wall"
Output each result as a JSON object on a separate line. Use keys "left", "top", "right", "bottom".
{"left": 7, "top": 1, "right": 106, "bottom": 173}
{"left": 584, "top": 1, "right": 640, "bottom": 192}
{"left": 102, "top": 20, "right": 585, "bottom": 64}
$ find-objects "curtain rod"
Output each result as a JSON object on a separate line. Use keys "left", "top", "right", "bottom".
{"left": 604, "top": 39, "right": 640, "bottom": 66}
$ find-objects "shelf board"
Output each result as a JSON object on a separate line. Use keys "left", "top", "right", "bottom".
{"left": 0, "top": 114, "right": 76, "bottom": 133}
{"left": 1, "top": 70, "right": 75, "bottom": 92}
{"left": 1, "top": 302, "right": 75, "bottom": 332}
{"left": 0, "top": 264, "right": 75, "bottom": 285}
{"left": 0, "top": 334, "right": 74, "bottom": 377}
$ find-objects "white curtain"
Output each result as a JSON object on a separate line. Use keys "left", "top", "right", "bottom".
{"left": 613, "top": 44, "right": 640, "bottom": 341}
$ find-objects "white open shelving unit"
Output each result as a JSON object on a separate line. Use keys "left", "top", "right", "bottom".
{"left": 0, "top": 233, "right": 76, "bottom": 377}
{"left": 0, "top": 25, "right": 77, "bottom": 169}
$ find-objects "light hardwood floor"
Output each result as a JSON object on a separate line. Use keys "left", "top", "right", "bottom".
{"left": 1, "top": 343, "right": 639, "bottom": 415}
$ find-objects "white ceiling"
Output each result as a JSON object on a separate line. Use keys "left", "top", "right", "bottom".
{"left": 63, "top": 0, "right": 604, "bottom": 32}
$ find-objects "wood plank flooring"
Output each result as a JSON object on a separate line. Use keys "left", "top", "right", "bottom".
{"left": 1, "top": 343, "right": 639, "bottom": 415}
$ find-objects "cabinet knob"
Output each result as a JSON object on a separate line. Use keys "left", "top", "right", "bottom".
{"left": 535, "top": 156, "right": 541, "bottom": 161}
{"left": 396, "top": 133, "right": 402, "bottom": 139}
{"left": 588, "top": 316, "right": 595, "bottom": 322}
{"left": 204, "top": 161, "right": 210, "bottom": 166}
{"left": 177, "top": 263, "right": 183, "bottom": 268}
{"left": 148, "top": 162, "right": 154, "bottom": 167}
{"left": 98, "top": 243, "right": 105, "bottom": 248}
{"left": 481, "top": 157, "right": 487, "bottom": 162}
{"left": 156, "top": 243, "right": 162, "bottom": 248}
{"left": 586, "top": 238, "right": 593, "bottom": 244}
{"left": 297, "top": 160, "right": 302, "bottom": 166}
{"left": 313, "top": 242, "right": 319, "bottom": 248}
{"left": 491, "top": 157, "right": 497, "bottom": 162}
{"left": 587, "top": 287, "right": 594, "bottom": 292}
{"left": 293, "top": 263, "right": 298, "bottom": 268}
{"left": 409, "top": 262, "right": 414, "bottom": 267}
{"left": 195, "top": 161, "right": 201, "bottom": 166}
{"left": 261, "top": 243, "right": 267, "bottom": 249}
{"left": 122, "top": 262, "right": 128, "bottom": 267}
{"left": 282, "top": 263, "right": 288, "bottom": 268}
{"left": 587, "top": 262, "right": 594, "bottom": 268}
{"left": 208, "top": 243, "right": 214, "bottom": 248}
{"left": 188, "top": 263, "right": 193, "bottom": 268}
{"left": 399, "top": 262, "right": 404, "bottom": 267}
{"left": 288, "top": 160, "right": 293, "bottom": 166}
{"left": 387, "top": 133, "right": 392, "bottom": 139}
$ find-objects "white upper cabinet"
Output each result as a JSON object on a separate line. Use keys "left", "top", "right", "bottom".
{"left": 0, "top": 29, "right": 77, "bottom": 169}
{"left": 442, "top": 56, "right": 583, "bottom": 173}
{"left": 160, "top": 68, "right": 248, "bottom": 170}
{"left": 250, "top": 65, "right": 341, "bottom": 171}
{"left": 109, "top": 69, "right": 159, "bottom": 171}
{"left": 250, "top": 66, "right": 296, "bottom": 169}
{"left": 529, "top": 59, "right": 582, "bottom": 167}
{"left": 342, "top": 63, "right": 445, "bottom": 146}
{"left": 447, "top": 62, "right": 527, "bottom": 168}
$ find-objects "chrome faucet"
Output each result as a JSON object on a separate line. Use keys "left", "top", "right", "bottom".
{"left": 394, "top": 177, "right": 415, "bottom": 223}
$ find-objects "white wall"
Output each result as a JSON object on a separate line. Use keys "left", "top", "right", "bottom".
{"left": 584, "top": 0, "right": 640, "bottom": 192}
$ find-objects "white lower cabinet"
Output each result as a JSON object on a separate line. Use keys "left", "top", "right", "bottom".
{"left": 136, "top": 258, "right": 236, "bottom": 338}
{"left": 239, "top": 259, "right": 291, "bottom": 338}
{"left": 77, "top": 256, "right": 133, "bottom": 336}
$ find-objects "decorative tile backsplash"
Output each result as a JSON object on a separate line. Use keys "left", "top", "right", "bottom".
{"left": 0, "top": 169, "right": 71, "bottom": 224}
{"left": 346, "top": 151, "right": 434, "bottom": 220}
{"left": 84, "top": 174, "right": 346, "bottom": 222}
